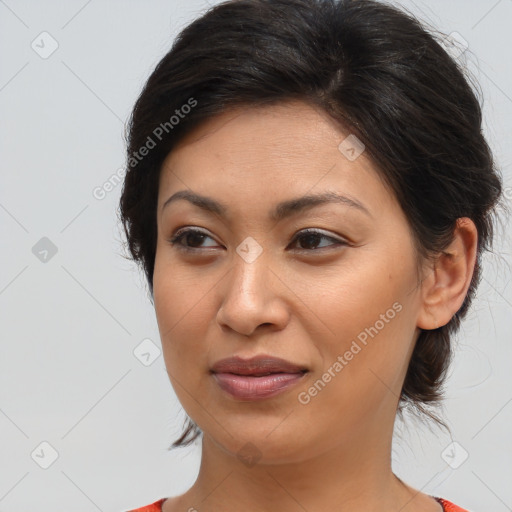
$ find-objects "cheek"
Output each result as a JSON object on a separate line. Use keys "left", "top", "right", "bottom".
{"left": 153, "top": 243, "right": 215, "bottom": 330}
{"left": 153, "top": 257, "right": 213, "bottom": 372}
{"left": 311, "top": 253, "right": 414, "bottom": 344}
{"left": 153, "top": 262, "right": 220, "bottom": 434}
{"left": 302, "top": 250, "right": 419, "bottom": 400}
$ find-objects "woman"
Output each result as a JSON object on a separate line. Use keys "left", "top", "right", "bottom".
{"left": 119, "top": 0, "right": 504, "bottom": 510}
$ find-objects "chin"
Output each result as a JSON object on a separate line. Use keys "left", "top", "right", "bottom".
{"left": 203, "top": 418, "right": 318, "bottom": 466}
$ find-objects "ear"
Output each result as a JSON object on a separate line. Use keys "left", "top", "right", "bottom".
{"left": 417, "top": 217, "right": 478, "bottom": 330}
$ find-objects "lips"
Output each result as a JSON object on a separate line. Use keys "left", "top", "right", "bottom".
{"left": 210, "top": 355, "right": 308, "bottom": 400}
{"left": 211, "top": 355, "right": 307, "bottom": 375}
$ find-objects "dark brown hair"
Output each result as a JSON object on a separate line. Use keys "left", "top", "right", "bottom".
{"left": 118, "top": 0, "right": 504, "bottom": 448}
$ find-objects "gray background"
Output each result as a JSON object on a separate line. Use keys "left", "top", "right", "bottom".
{"left": 0, "top": 0, "right": 511, "bottom": 511}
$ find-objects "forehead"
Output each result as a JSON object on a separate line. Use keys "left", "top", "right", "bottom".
{"left": 157, "top": 101, "right": 395, "bottom": 219}
{"left": 170, "top": 100, "right": 344, "bottom": 151}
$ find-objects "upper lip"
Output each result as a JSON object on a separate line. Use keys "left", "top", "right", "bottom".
{"left": 211, "top": 355, "right": 308, "bottom": 376}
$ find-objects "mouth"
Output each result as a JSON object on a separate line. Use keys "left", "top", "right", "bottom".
{"left": 210, "top": 355, "right": 309, "bottom": 400}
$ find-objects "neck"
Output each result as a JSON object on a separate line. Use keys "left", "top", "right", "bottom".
{"left": 173, "top": 416, "right": 425, "bottom": 512}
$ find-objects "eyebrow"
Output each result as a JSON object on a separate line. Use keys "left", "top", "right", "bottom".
{"left": 161, "top": 189, "right": 372, "bottom": 221}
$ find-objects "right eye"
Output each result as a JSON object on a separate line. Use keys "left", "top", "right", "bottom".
{"left": 167, "top": 227, "right": 221, "bottom": 251}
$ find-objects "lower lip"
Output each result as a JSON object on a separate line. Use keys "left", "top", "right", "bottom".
{"left": 212, "top": 372, "right": 306, "bottom": 400}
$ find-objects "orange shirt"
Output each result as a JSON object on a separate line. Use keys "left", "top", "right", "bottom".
{"left": 127, "top": 496, "right": 470, "bottom": 512}
{"left": 127, "top": 498, "right": 166, "bottom": 512}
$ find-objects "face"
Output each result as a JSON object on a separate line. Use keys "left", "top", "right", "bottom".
{"left": 153, "top": 101, "right": 425, "bottom": 464}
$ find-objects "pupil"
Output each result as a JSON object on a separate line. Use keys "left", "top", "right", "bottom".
{"left": 188, "top": 232, "right": 205, "bottom": 247}
{"left": 301, "top": 234, "right": 320, "bottom": 249}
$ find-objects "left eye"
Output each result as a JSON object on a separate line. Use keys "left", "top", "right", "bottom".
{"left": 167, "top": 228, "right": 347, "bottom": 252}
{"left": 290, "top": 229, "right": 347, "bottom": 251}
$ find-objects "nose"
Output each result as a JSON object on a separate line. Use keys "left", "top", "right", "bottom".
{"left": 216, "top": 252, "right": 291, "bottom": 337}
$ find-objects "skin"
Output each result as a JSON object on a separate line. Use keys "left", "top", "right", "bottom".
{"left": 152, "top": 100, "right": 478, "bottom": 512}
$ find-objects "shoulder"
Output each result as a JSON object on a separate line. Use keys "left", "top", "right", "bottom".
{"left": 436, "top": 497, "right": 471, "bottom": 512}
{"left": 125, "top": 496, "right": 469, "bottom": 512}
{"left": 125, "top": 497, "right": 167, "bottom": 512}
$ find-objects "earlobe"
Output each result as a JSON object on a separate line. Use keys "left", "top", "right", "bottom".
{"left": 417, "top": 218, "right": 478, "bottom": 330}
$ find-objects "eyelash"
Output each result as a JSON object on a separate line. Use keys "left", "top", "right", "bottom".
{"left": 167, "top": 227, "right": 348, "bottom": 253}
